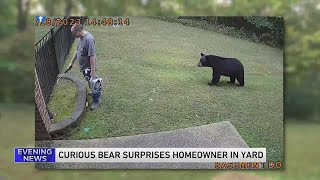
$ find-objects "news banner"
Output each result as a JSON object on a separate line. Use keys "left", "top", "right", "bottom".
{"left": 13, "top": 147, "right": 283, "bottom": 169}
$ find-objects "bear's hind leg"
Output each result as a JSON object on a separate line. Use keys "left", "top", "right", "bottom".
{"left": 227, "top": 77, "right": 235, "bottom": 84}
{"left": 237, "top": 76, "right": 245, "bottom": 86}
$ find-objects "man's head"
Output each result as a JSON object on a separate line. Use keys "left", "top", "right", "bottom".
{"left": 71, "top": 24, "right": 84, "bottom": 38}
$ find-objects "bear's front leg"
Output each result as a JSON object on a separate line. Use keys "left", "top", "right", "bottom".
{"left": 208, "top": 69, "right": 216, "bottom": 86}
{"left": 209, "top": 72, "right": 221, "bottom": 86}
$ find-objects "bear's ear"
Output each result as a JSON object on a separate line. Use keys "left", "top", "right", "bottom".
{"left": 200, "top": 53, "right": 205, "bottom": 56}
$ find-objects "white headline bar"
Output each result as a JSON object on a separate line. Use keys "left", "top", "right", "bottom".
{"left": 55, "top": 148, "right": 266, "bottom": 163}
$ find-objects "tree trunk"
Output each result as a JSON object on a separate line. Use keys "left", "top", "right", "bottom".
{"left": 17, "top": 0, "right": 22, "bottom": 31}
{"left": 65, "top": 0, "right": 72, "bottom": 16}
{"left": 46, "top": 0, "right": 55, "bottom": 16}
{"left": 17, "top": 0, "right": 30, "bottom": 32}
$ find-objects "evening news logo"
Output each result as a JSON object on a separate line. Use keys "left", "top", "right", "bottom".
{"left": 35, "top": 16, "right": 46, "bottom": 23}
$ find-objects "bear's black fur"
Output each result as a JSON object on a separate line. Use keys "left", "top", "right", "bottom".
{"left": 197, "top": 53, "right": 245, "bottom": 86}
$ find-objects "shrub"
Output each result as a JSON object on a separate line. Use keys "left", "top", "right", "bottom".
{"left": 0, "top": 29, "right": 34, "bottom": 103}
{"left": 154, "top": 16, "right": 284, "bottom": 48}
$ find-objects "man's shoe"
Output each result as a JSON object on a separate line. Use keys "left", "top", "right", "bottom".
{"left": 90, "top": 102, "right": 100, "bottom": 111}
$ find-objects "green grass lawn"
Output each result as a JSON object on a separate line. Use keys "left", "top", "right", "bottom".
{"left": 47, "top": 78, "right": 77, "bottom": 123}
{"left": 0, "top": 106, "right": 318, "bottom": 179}
{"left": 48, "top": 17, "right": 283, "bottom": 162}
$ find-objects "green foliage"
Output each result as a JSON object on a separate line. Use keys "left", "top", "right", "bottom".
{"left": 245, "top": 17, "right": 275, "bottom": 29}
{"left": 154, "top": 16, "right": 283, "bottom": 48}
{"left": 245, "top": 16, "right": 284, "bottom": 47}
{"left": 0, "top": 60, "right": 34, "bottom": 103}
{"left": 286, "top": 66, "right": 320, "bottom": 122}
{"left": 0, "top": 30, "right": 34, "bottom": 103}
{"left": 282, "top": 1, "right": 320, "bottom": 119}
{"left": 47, "top": 79, "right": 77, "bottom": 124}
{"left": 0, "top": 0, "right": 16, "bottom": 39}
{"left": 245, "top": 17, "right": 283, "bottom": 37}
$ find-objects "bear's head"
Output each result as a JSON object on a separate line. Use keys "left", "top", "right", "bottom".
{"left": 197, "top": 53, "right": 209, "bottom": 67}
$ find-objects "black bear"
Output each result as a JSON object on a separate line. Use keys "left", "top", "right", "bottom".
{"left": 197, "top": 53, "right": 245, "bottom": 86}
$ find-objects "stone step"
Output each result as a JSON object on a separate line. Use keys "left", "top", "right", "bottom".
{"left": 36, "top": 121, "right": 248, "bottom": 169}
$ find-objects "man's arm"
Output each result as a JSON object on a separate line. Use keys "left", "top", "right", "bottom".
{"left": 88, "top": 39, "right": 97, "bottom": 79}
{"left": 90, "top": 55, "right": 97, "bottom": 79}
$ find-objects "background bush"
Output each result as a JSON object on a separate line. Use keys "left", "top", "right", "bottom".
{"left": 0, "top": 29, "right": 34, "bottom": 103}
{"left": 154, "top": 16, "right": 284, "bottom": 48}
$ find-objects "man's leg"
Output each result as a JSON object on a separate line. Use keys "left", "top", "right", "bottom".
{"left": 83, "top": 68, "right": 93, "bottom": 96}
{"left": 83, "top": 68, "right": 91, "bottom": 86}
{"left": 90, "top": 78, "right": 102, "bottom": 110}
{"left": 92, "top": 84, "right": 102, "bottom": 103}
{"left": 82, "top": 68, "right": 102, "bottom": 110}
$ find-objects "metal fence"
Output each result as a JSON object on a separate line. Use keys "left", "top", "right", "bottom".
{"left": 35, "top": 16, "right": 87, "bottom": 103}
